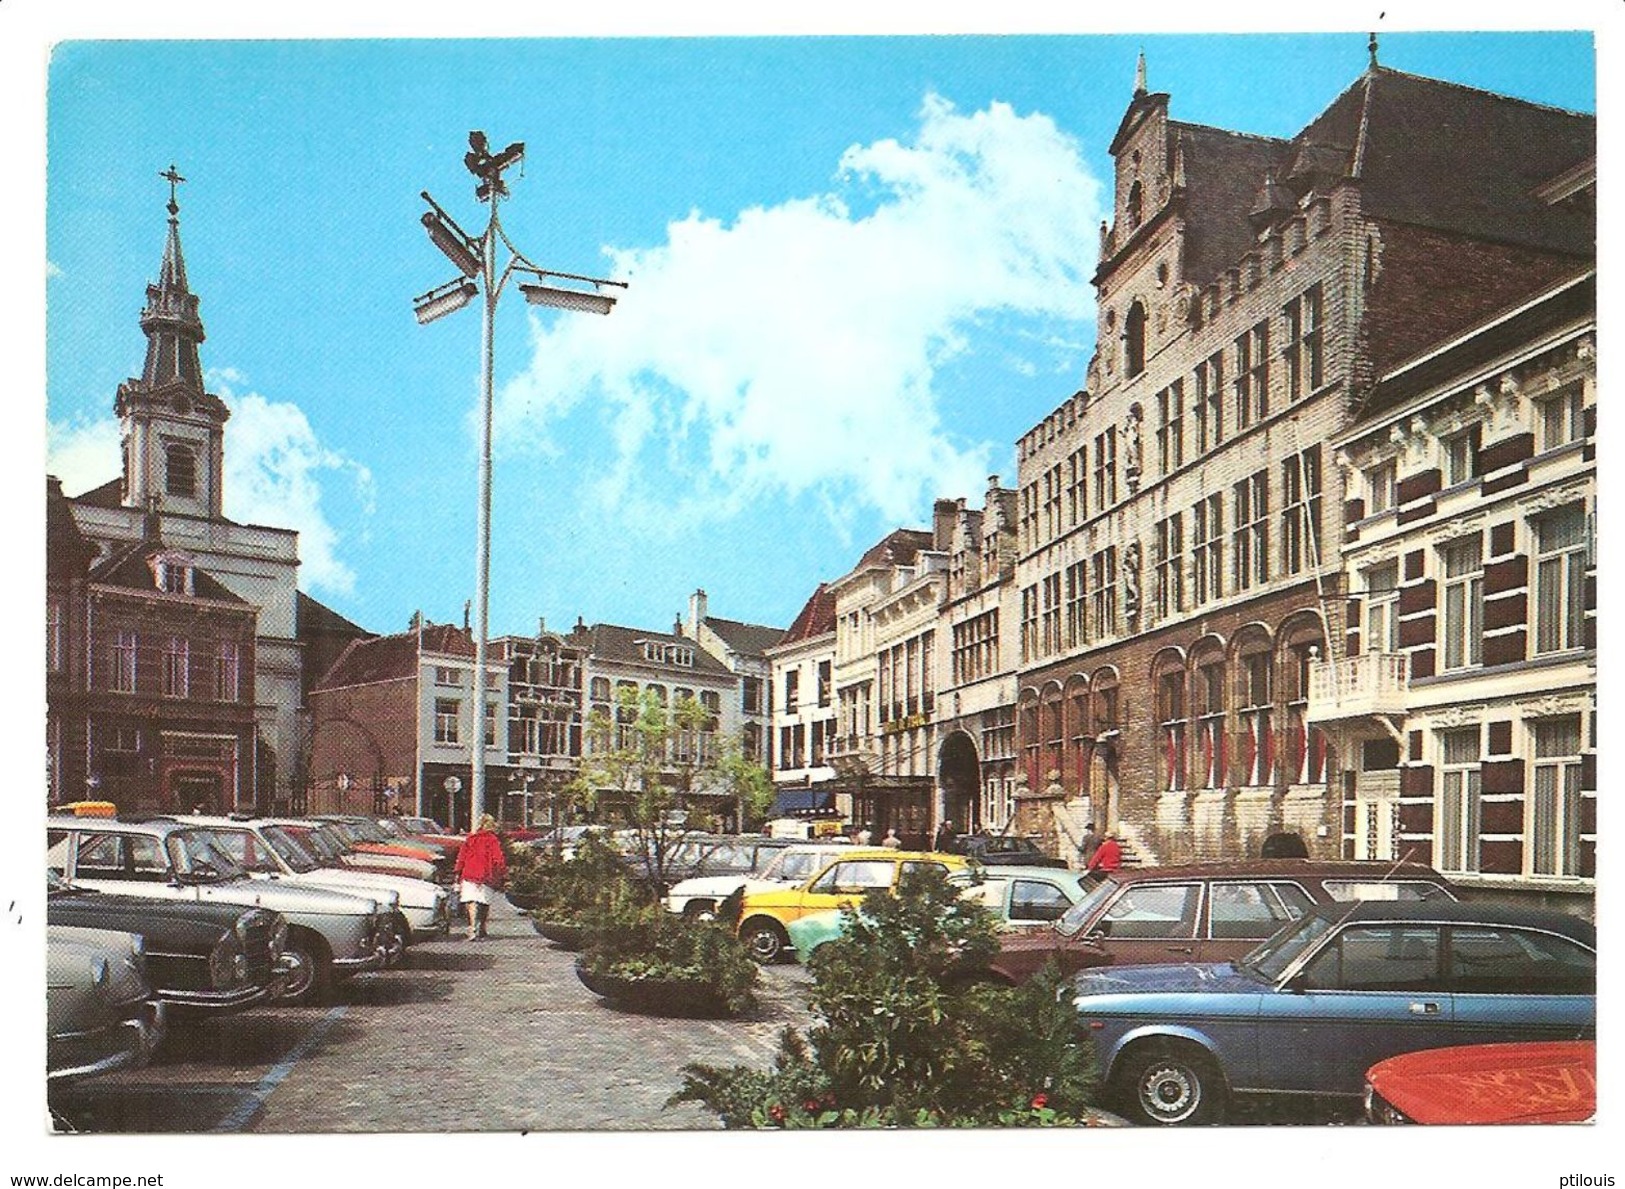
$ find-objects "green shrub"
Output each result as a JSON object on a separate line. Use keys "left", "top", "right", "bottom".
{"left": 669, "top": 867, "right": 1099, "bottom": 1127}
{"left": 581, "top": 890, "right": 759, "bottom": 1015}
{"left": 524, "top": 833, "right": 641, "bottom": 924}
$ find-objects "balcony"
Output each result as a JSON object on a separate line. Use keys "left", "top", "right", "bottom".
{"left": 1307, "top": 653, "right": 1410, "bottom": 725}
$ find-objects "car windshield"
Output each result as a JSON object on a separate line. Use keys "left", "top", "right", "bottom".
{"left": 205, "top": 829, "right": 284, "bottom": 874}
{"left": 1053, "top": 876, "right": 1122, "bottom": 938}
{"left": 323, "top": 820, "right": 365, "bottom": 845}
{"left": 374, "top": 819, "right": 407, "bottom": 838}
{"left": 345, "top": 819, "right": 392, "bottom": 843}
{"left": 262, "top": 825, "right": 322, "bottom": 873}
{"left": 294, "top": 826, "right": 345, "bottom": 862}
{"left": 1239, "top": 913, "right": 1337, "bottom": 982}
{"left": 166, "top": 829, "right": 250, "bottom": 881}
{"left": 401, "top": 817, "right": 445, "bottom": 834}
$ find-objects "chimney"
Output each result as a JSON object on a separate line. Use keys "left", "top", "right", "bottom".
{"left": 674, "top": 615, "right": 684, "bottom": 637}
{"left": 537, "top": 615, "right": 547, "bottom": 636}
{"left": 463, "top": 600, "right": 471, "bottom": 631}
{"left": 687, "top": 588, "right": 708, "bottom": 640}
{"left": 932, "top": 498, "right": 957, "bottom": 551}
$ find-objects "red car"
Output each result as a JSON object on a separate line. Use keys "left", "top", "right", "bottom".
{"left": 1365, "top": 1042, "right": 1596, "bottom": 1124}
{"left": 987, "top": 859, "right": 1456, "bottom": 984}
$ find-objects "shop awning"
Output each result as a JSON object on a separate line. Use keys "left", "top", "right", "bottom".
{"left": 768, "top": 788, "right": 837, "bottom": 818}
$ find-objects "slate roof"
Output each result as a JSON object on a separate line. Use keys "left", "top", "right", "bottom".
{"left": 574, "top": 622, "right": 736, "bottom": 678}
{"left": 1337, "top": 68, "right": 1591, "bottom": 257}
{"left": 1123, "top": 65, "right": 1594, "bottom": 292}
{"left": 313, "top": 623, "right": 474, "bottom": 691}
{"left": 87, "top": 542, "right": 248, "bottom": 606}
{"left": 73, "top": 478, "right": 125, "bottom": 509}
{"left": 297, "top": 591, "right": 373, "bottom": 640}
{"left": 702, "top": 615, "right": 785, "bottom": 657}
{"left": 854, "top": 528, "right": 935, "bottom": 571}
{"left": 779, "top": 583, "right": 838, "bottom": 646}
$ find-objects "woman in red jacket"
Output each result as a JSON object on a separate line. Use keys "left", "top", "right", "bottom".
{"left": 455, "top": 814, "right": 508, "bottom": 940}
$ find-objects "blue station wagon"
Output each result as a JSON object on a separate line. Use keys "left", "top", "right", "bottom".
{"left": 1072, "top": 900, "right": 1595, "bottom": 1125}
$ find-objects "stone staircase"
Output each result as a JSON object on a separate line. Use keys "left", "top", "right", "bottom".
{"left": 1048, "top": 799, "right": 1153, "bottom": 870}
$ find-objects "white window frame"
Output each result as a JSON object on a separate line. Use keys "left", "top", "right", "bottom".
{"left": 161, "top": 636, "right": 189, "bottom": 699}
{"left": 1532, "top": 505, "right": 1589, "bottom": 655}
{"left": 1529, "top": 717, "right": 1584, "bottom": 878}
{"left": 1436, "top": 728, "right": 1482, "bottom": 874}
{"left": 1440, "top": 536, "right": 1484, "bottom": 670}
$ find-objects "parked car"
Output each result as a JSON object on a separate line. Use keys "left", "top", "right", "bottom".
{"left": 665, "top": 841, "right": 854, "bottom": 918}
{"left": 733, "top": 850, "right": 981, "bottom": 962}
{"left": 184, "top": 815, "right": 452, "bottom": 948}
{"left": 48, "top": 816, "right": 389, "bottom": 1005}
{"left": 951, "top": 833, "right": 1068, "bottom": 869}
{"left": 264, "top": 818, "right": 443, "bottom": 885}
{"left": 373, "top": 815, "right": 466, "bottom": 859}
{"left": 620, "top": 834, "right": 794, "bottom": 897}
{"left": 525, "top": 825, "right": 609, "bottom": 861}
{"left": 1365, "top": 1041, "right": 1596, "bottom": 1125}
{"left": 988, "top": 859, "right": 1457, "bottom": 985}
{"left": 316, "top": 814, "right": 452, "bottom": 867}
{"left": 1072, "top": 900, "right": 1595, "bottom": 1125}
{"left": 785, "top": 864, "right": 1091, "bottom": 961}
{"left": 48, "top": 870, "right": 288, "bottom": 1013}
{"left": 47, "top": 924, "right": 165, "bottom": 1083}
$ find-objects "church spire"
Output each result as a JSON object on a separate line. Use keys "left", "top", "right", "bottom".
{"left": 139, "top": 164, "right": 207, "bottom": 392}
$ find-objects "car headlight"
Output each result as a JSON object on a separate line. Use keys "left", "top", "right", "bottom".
{"left": 209, "top": 937, "right": 248, "bottom": 988}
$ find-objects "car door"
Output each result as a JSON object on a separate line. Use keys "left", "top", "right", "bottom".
{"left": 1093, "top": 881, "right": 1204, "bottom": 965}
{"left": 1008, "top": 878, "right": 1075, "bottom": 928}
{"left": 1446, "top": 925, "right": 1596, "bottom": 1045}
{"left": 1258, "top": 923, "right": 1455, "bottom": 1096}
{"left": 1197, "top": 881, "right": 1314, "bottom": 963}
{"left": 797, "top": 858, "right": 897, "bottom": 921}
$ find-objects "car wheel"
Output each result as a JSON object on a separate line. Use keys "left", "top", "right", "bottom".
{"left": 1116, "top": 1042, "right": 1225, "bottom": 1126}
{"left": 275, "top": 928, "right": 334, "bottom": 1006}
{"left": 682, "top": 900, "right": 717, "bottom": 922}
{"left": 740, "top": 918, "right": 788, "bottom": 963}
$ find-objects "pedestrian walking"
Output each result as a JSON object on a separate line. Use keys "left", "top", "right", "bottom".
{"left": 455, "top": 813, "right": 508, "bottom": 940}
{"left": 881, "top": 826, "right": 902, "bottom": 848}
{"left": 933, "top": 819, "right": 956, "bottom": 853}
{"left": 853, "top": 825, "right": 872, "bottom": 845}
{"left": 1076, "top": 822, "right": 1102, "bottom": 868}
{"left": 1085, "top": 830, "right": 1123, "bottom": 876}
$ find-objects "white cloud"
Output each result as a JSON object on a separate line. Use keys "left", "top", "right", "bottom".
{"left": 495, "top": 93, "right": 1103, "bottom": 525}
{"left": 45, "top": 379, "right": 373, "bottom": 598}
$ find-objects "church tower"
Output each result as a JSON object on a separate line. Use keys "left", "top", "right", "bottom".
{"left": 115, "top": 166, "right": 229, "bottom": 519}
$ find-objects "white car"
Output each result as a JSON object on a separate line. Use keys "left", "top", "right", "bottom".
{"left": 186, "top": 816, "right": 453, "bottom": 948}
{"left": 49, "top": 817, "right": 388, "bottom": 1006}
{"left": 665, "top": 841, "right": 853, "bottom": 918}
{"left": 48, "top": 924, "right": 165, "bottom": 1082}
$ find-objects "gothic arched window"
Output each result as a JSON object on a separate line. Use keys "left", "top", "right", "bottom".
{"left": 1127, "top": 180, "right": 1144, "bottom": 230}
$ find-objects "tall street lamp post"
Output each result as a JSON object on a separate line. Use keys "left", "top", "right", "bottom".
{"left": 415, "top": 131, "right": 627, "bottom": 831}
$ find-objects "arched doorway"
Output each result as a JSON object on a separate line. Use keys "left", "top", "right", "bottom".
{"left": 937, "top": 731, "right": 981, "bottom": 833}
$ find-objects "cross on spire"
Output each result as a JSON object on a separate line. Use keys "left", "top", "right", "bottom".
{"left": 160, "top": 163, "right": 186, "bottom": 217}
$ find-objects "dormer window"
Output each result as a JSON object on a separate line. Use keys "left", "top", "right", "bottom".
{"left": 165, "top": 442, "right": 197, "bottom": 497}
{"left": 640, "top": 640, "right": 695, "bottom": 666}
{"left": 150, "top": 551, "right": 195, "bottom": 596}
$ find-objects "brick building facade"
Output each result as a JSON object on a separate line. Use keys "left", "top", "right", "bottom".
{"left": 1316, "top": 269, "right": 1595, "bottom": 912}
{"left": 1008, "top": 57, "right": 1593, "bottom": 866}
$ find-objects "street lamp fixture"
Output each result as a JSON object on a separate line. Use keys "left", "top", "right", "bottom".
{"left": 520, "top": 271, "right": 626, "bottom": 316}
{"left": 412, "top": 278, "right": 479, "bottom": 325}
{"left": 414, "top": 131, "right": 626, "bottom": 830}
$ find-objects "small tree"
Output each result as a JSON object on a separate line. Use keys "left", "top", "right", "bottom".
{"left": 570, "top": 685, "right": 768, "bottom": 889}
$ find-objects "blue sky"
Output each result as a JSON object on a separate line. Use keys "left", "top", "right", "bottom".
{"left": 44, "top": 32, "right": 1595, "bottom": 640}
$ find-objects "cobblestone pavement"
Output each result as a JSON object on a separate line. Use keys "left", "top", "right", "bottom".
{"left": 48, "top": 899, "right": 1360, "bottom": 1133}
{"left": 49, "top": 898, "right": 816, "bottom": 1134}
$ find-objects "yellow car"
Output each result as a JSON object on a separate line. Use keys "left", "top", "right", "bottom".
{"left": 734, "top": 849, "right": 980, "bottom": 962}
